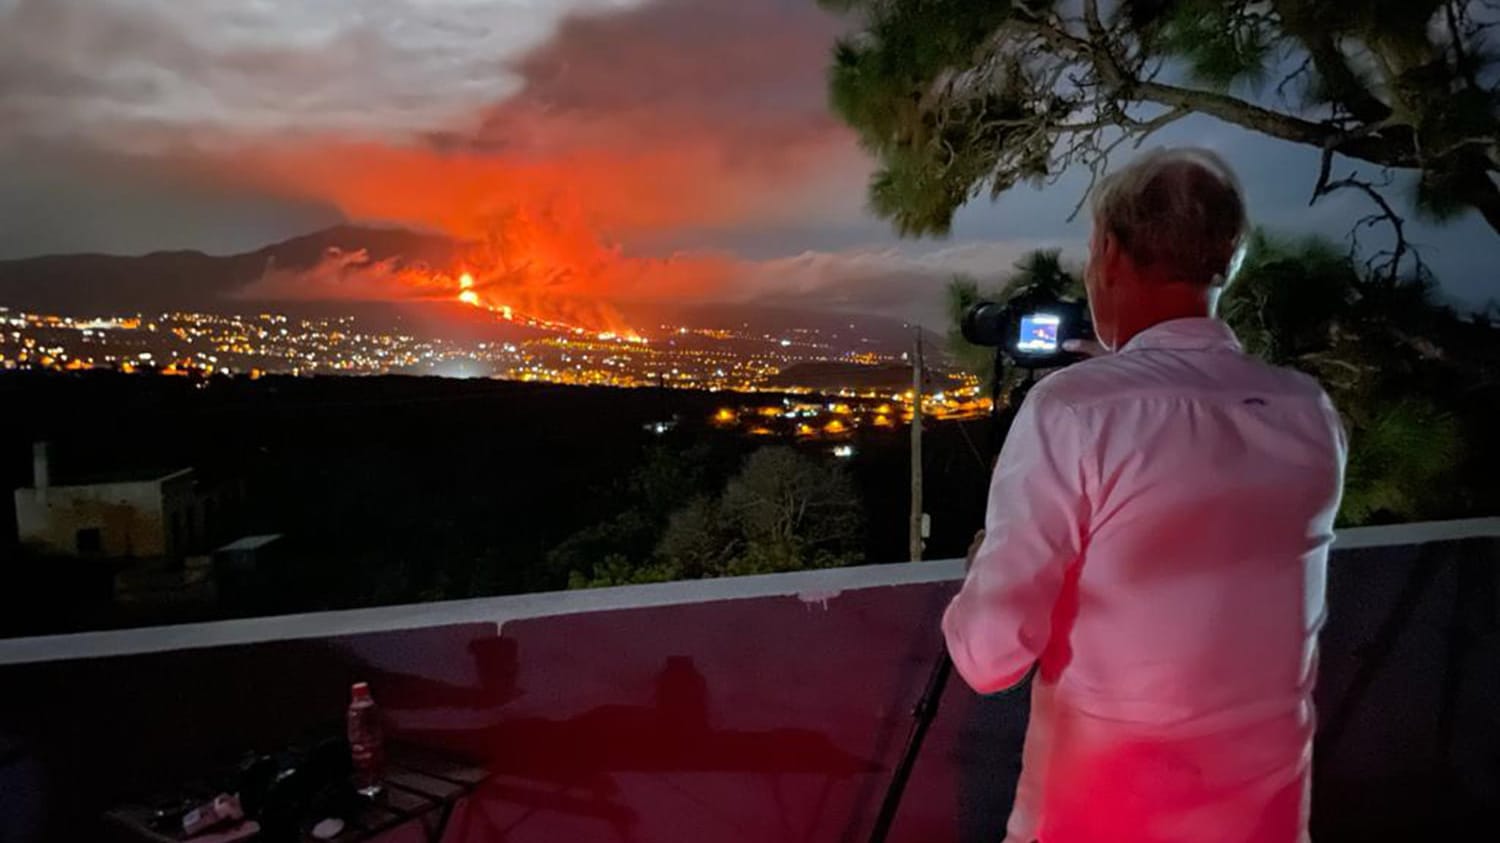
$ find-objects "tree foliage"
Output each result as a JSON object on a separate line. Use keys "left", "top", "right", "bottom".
{"left": 546, "top": 445, "right": 715, "bottom": 588}
{"left": 1218, "top": 232, "right": 1481, "bottom": 523}
{"left": 568, "top": 447, "right": 864, "bottom": 587}
{"left": 822, "top": 0, "right": 1500, "bottom": 242}
{"left": 718, "top": 447, "right": 864, "bottom": 573}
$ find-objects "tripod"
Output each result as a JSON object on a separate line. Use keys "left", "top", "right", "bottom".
{"left": 866, "top": 358, "right": 1039, "bottom": 843}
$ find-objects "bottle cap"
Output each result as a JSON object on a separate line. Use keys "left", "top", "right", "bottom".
{"left": 351, "top": 682, "right": 370, "bottom": 700}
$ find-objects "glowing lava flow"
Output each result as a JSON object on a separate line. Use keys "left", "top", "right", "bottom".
{"left": 457, "top": 273, "right": 481, "bottom": 306}
{"left": 450, "top": 269, "right": 646, "bottom": 345}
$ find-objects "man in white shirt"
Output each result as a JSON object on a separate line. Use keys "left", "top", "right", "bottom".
{"left": 943, "top": 148, "right": 1347, "bottom": 843}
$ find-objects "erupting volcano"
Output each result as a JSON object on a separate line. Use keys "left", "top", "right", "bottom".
{"left": 415, "top": 202, "right": 727, "bottom": 343}
{"left": 404, "top": 203, "right": 666, "bottom": 343}
{"left": 241, "top": 198, "right": 733, "bottom": 343}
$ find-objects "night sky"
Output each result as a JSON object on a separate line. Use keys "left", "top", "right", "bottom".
{"left": 1, "top": 0, "right": 1495, "bottom": 322}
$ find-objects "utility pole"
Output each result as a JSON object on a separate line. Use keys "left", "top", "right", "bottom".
{"left": 909, "top": 327, "right": 924, "bottom": 562}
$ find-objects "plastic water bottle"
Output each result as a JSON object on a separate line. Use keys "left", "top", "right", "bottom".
{"left": 346, "top": 682, "right": 385, "bottom": 797}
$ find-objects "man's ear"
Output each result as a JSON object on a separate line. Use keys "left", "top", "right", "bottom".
{"left": 1099, "top": 230, "right": 1124, "bottom": 289}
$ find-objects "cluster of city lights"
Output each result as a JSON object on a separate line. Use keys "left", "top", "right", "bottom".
{"left": 707, "top": 390, "right": 990, "bottom": 442}
{"left": 0, "top": 307, "right": 980, "bottom": 405}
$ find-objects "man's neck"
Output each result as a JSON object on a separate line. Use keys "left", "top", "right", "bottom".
{"left": 1111, "top": 283, "right": 1216, "bottom": 349}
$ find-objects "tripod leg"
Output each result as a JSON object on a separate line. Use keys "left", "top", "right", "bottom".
{"left": 867, "top": 653, "right": 954, "bottom": 843}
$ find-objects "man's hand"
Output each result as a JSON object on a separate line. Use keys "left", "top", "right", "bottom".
{"left": 964, "top": 529, "right": 986, "bottom": 573}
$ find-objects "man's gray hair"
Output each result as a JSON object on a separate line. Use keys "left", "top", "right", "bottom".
{"left": 1090, "top": 147, "right": 1248, "bottom": 286}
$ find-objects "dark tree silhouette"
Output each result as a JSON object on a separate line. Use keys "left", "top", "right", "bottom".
{"left": 822, "top": 0, "right": 1500, "bottom": 251}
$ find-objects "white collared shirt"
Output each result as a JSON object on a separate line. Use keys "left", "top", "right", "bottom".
{"left": 944, "top": 317, "right": 1346, "bottom": 842}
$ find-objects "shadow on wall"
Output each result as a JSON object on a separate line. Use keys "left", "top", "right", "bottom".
{"left": 0, "top": 624, "right": 496, "bottom": 843}
{"left": 0, "top": 580, "right": 955, "bottom": 843}
{"left": 408, "top": 654, "right": 879, "bottom": 842}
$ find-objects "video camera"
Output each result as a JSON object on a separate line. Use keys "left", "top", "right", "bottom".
{"left": 960, "top": 294, "right": 1094, "bottom": 369}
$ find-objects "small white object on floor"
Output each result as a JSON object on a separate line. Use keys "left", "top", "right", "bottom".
{"left": 311, "top": 817, "right": 345, "bottom": 840}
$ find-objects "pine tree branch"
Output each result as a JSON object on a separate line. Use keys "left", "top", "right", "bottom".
{"left": 1052, "top": 5, "right": 1423, "bottom": 172}
{"left": 1446, "top": 0, "right": 1483, "bottom": 92}
{"left": 1271, "top": 0, "right": 1394, "bottom": 124}
{"left": 1312, "top": 166, "right": 1416, "bottom": 282}
{"left": 1013, "top": 3, "right": 1399, "bottom": 167}
{"left": 1275, "top": 54, "right": 1316, "bottom": 105}
{"left": 1132, "top": 80, "right": 1416, "bottom": 168}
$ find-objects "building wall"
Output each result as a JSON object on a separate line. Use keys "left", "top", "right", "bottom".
{"left": 13, "top": 480, "right": 167, "bottom": 557}
{"left": 160, "top": 472, "right": 199, "bottom": 558}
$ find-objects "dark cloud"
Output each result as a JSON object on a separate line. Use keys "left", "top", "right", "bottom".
{"left": 482, "top": 0, "right": 839, "bottom": 143}
{"left": 0, "top": 0, "right": 627, "bottom": 147}
{"left": 0, "top": 144, "right": 343, "bottom": 258}
{"left": 722, "top": 239, "right": 1080, "bottom": 327}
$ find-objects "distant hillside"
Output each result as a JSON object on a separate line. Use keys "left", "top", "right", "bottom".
{"left": 631, "top": 301, "right": 942, "bottom": 357}
{"left": 765, "top": 361, "right": 961, "bottom": 391}
{"left": 0, "top": 225, "right": 461, "bottom": 314}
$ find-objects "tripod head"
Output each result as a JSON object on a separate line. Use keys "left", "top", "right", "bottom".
{"left": 984, "top": 352, "right": 1052, "bottom": 464}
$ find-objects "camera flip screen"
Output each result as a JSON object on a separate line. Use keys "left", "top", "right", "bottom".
{"left": 1016, "top": 313, "right": 1061, "bottom": 354}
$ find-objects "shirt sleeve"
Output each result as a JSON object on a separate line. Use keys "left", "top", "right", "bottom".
{"left": 943, "top": 385, "right": 1091, "bottom": 694}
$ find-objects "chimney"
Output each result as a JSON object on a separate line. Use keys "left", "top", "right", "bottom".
{"left": 33, "top": 441, "right": 50, "bottom": 498}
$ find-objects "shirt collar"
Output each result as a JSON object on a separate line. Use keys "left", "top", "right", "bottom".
{"left": 1119, "top": 317, "right": 1242, "bottom": 353}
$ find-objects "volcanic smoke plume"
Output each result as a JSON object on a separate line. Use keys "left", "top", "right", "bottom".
{"left": 197, "top": 0, "right": 858, "bottom": 334}
{"left": 243, "top": 199, "right": 736, "bottom": 337}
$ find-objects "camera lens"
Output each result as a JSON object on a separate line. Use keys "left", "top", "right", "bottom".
{"left": 961, "top": 302, "right": 1011, "bottom": 347}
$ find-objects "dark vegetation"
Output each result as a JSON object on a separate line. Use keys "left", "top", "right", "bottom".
{"left": 0, "top": 372, "right": 994, "bottom": 636}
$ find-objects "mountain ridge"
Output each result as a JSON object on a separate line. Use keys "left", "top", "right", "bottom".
{"left": 0, "top": 225, "right": 462, "bottom": 314}
{"left": 0, "top": 224, "right": 931, "bottom": 353}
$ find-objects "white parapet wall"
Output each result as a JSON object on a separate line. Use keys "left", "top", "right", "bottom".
{"left": 1, "top": 517, "right": 1496, "bottom": 667}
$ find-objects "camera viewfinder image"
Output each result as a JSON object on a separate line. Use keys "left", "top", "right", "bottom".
{"left": 1017, "top": 313, "right": 1062, "bottom": 353}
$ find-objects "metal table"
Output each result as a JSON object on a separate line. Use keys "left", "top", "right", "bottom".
{"left": 105, "top": 743, "right": 488, "bottom": 843}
